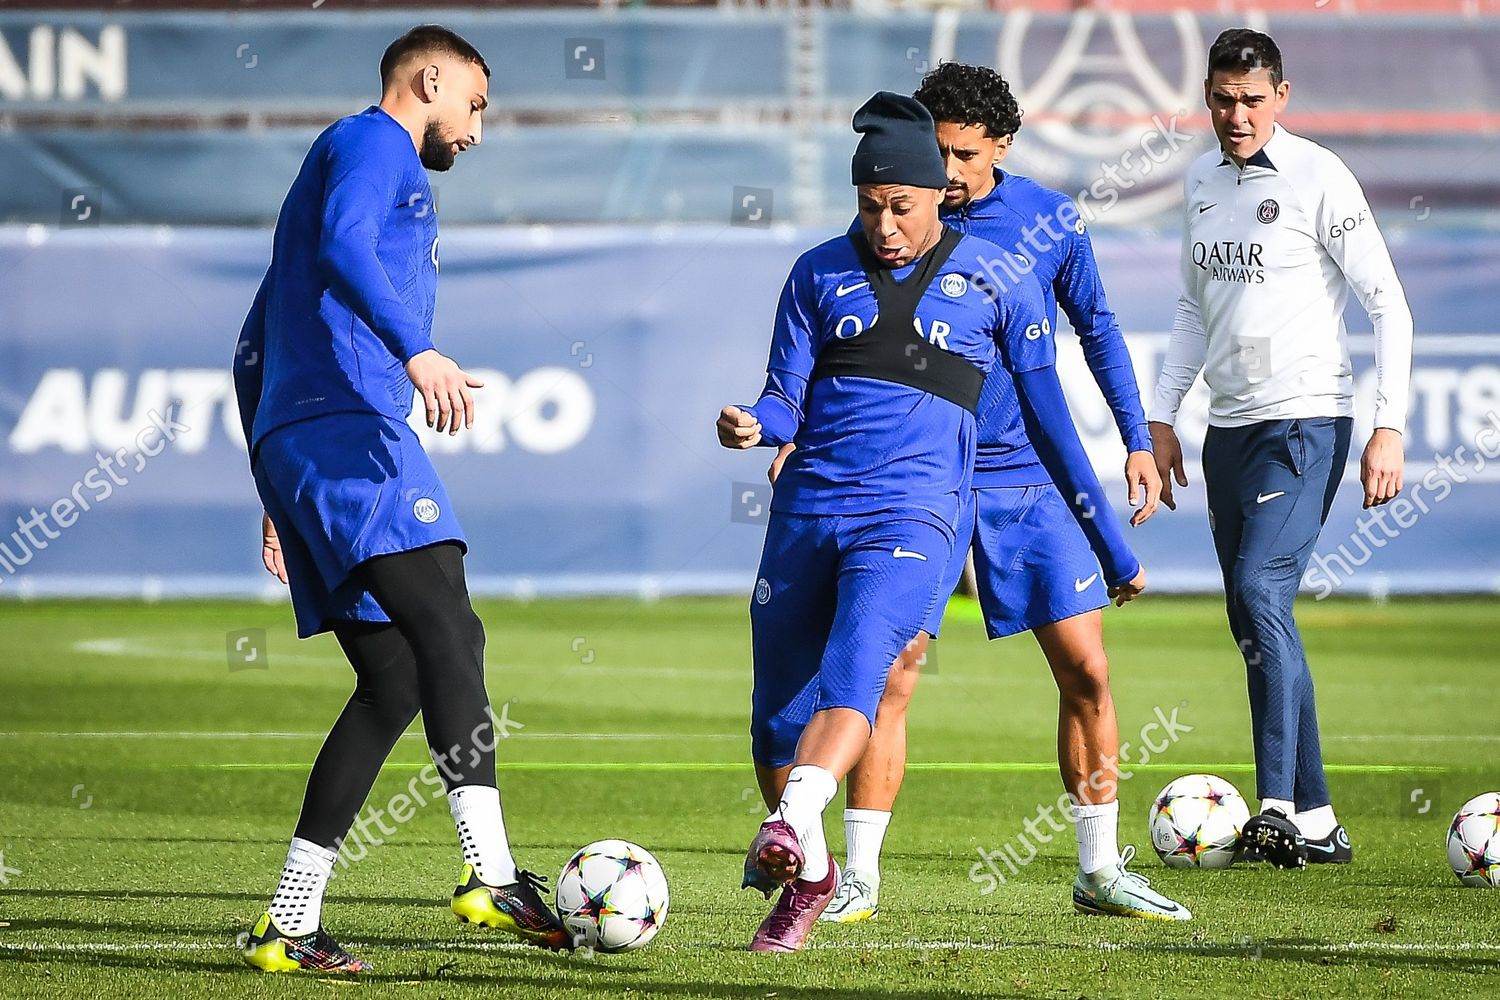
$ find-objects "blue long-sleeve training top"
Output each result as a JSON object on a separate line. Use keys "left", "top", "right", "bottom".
{"left": 817, "top": 223, "right": 1140, "bottom": 585}
{"left": 233, "top": 105, "right": 438, "bottom": 453}
{"left": 944, "top": 168, "right": 1152, "bottom": 479}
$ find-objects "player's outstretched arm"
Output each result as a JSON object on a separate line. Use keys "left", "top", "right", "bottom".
{"left": 717, "top": 259, "right": 818, "bottom": 452}
{"left": 1014, "top": 365, "right": 1142, "bottom": 604}
{"left": 996, "top": 273, "right": 1141, "bottom": 602}
{"left": 1054, "top": 220, "right": 1160, "bottom": 523}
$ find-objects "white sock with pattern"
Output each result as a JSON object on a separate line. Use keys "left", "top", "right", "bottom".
{"left": 268, "top": 838, "right": 336, "bottom": 936}
{"left": 449, "top": 785, "right": 517, "bottom": 885}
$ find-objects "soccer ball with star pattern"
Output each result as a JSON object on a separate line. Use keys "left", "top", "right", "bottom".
{"left": 1446, "top": 792, "right": 1500, "bottom": 888}
{"left": 555, "top": 839, "right": 670, "bottom": 952}
{"left": 1148, "top": 773, "right": 1251, "bottom": 869}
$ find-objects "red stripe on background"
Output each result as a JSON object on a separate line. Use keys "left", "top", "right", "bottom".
{"left": 1024, "top": 110, "right": 1500, "bottom": 136}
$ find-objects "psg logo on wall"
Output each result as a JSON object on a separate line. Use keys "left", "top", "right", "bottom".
{"left": 1257, "top": 199, "right": 1280, "bottom": 224}
{"left": 994, "top": 12, "right": 1208, "bottom": 224}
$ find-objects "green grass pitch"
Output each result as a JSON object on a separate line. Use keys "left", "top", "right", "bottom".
{"left": 0, "top": 595, "right": 1496, "bottom": 998}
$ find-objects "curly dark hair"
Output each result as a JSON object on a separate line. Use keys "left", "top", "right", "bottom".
{"left": 913, "top": 61, "right": 1023, "bottom": 139}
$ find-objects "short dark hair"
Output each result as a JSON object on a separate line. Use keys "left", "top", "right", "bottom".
{"left": 1208, "top": 28, "right": 1283, "bottom": 88}
{"left": 913, "top": 61, "right": 1023, "bottom": 140}
{"left": 380, "top": 25, "right": 489, "bottom": 86}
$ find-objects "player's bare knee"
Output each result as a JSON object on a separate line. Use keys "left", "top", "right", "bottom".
{"left": 1055, "top": 650, "right": 1111, "bottom": 708}
{"left": 879, "top": 652, "right": 923, "bottom": 712}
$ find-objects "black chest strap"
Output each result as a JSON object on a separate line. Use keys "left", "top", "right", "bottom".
{"left": 809, "top": 226, "right": 986, "bottom": 414}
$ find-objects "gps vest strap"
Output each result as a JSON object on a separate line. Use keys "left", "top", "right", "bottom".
{"left": 810, "top": 227, "right": 986, "bottom": 414}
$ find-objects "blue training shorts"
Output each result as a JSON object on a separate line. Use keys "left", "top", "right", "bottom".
{"left": 923, "top": 483, "right": 1107, "bottom": 640}
{"left": 252, "top": 412, "right": 466, "bottom": 638}
{"left": 749, "top": 509, "right": 954, "bottom": 767}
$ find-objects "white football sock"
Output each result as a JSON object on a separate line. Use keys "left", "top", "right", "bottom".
{"left": 1295, "top": 804, "right": 1338, "bottom": 839}
{"left": 448, "top": 785, "right": 517, "bottom": 885}
{"left": 775, "top": 765, "right": 838, "bottom": 883}
{"left": 1071, "top": 800, "right": 1121, "bottom": 876}
{"left": 268, "top": 837, "right": 336, "bottom": 936}
{"left": 843, "top": 808, "right": 891, "bottom": 881}
{"left": 1261, "top": 797, "right": 1295, "bottom": 817}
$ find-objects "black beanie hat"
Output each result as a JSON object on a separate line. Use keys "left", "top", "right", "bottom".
{"left": 850, "top": 91, "right": 948, "bottom": 189}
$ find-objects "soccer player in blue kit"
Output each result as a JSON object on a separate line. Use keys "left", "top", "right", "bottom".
{"left": 716, "top": 91, "right": 1165, "bottom": 955}
{"left": 798, "top": 63, "right": 1187, "bottom": 924}
{"left": 232, "top": 26, "right": 568, "bottom": 973}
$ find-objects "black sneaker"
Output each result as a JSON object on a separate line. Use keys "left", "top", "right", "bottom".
{"left": 1238, "top": 809, "right": 1308, "bottom": 869}
{"left": 1303, "top": 825, "right": 1353, "bottom": 864}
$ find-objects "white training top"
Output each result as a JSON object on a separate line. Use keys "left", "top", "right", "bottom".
{"left": 1150, "top": 123, "right": 1412, "bottom": 431}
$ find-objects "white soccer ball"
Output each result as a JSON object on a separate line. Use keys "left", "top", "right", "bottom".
{"left": 1148, "top": 773, "right": 1251, "bottom": 869}
{"left": 555, "top": 839, "right": 670, "bottom": 952}
{"left": 1446, "top": 792, "right": 1500, "bottom": 888}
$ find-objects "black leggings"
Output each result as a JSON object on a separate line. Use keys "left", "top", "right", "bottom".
{"left": 293, "top": 542, "right": 497, "bottom": 849}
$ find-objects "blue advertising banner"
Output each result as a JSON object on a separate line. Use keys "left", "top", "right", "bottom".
{"left": 1, "top": 225, "right": 1497, "bottom": 598}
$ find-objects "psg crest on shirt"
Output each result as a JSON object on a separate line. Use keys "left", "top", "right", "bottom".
{"left": 1257, "top": 199, "right": 1280, "bottom": 224}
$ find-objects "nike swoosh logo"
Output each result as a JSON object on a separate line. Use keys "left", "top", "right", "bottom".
{"left": 1256, "top": 491, "right": 1286, "bottom": 504}
{"left": 1198, "top": 203, "right": 1216, "bottom": 214}
{"left": 892, "top": 547, "right": 927, "bottom": 561}
{"left": 1074, "top": 573, "right": 1099, "bottom": 592}
{"left": 1120, "top": 888, "right": 1183, "bottom": 912}
{"left": 873, "top": 165, "right": 893, "bottom": 172}
{"left": 1306, "top": 841, "right": 1339, "bottom": 854}
{"left": 835, "top": 281, "right": 868, "bottom": 297}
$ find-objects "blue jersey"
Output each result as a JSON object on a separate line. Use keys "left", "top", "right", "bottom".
{"left": 744, "top": 231, "right": 1050, "bottom": 525}
{"left": 233, "top": 106, "right": 438, "bottom": 451}
{"left": 942, "top": 170, "right": 1149, "bottom": 485}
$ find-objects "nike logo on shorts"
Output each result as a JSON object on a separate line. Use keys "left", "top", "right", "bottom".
{"left": 1198, "top": 203, "right": 1216, "bottom": 214}
{"left": 1074, "top": 573, "right": 1099, "bottom": 592}
{"left": 835, "top": 281, "right": 868, "bottom": 297}
{"left": 1256, "top": 491, "right": 1286, "bottom": 504}
{"left": 892, "top": 547, "right": 927, "bottom": 561}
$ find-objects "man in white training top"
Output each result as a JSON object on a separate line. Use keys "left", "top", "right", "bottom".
{"left": 1149, "top": 27, "right": 1412, "bottom": 870}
